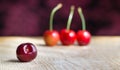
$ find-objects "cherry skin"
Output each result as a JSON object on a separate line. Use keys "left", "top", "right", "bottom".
{"left": 60, "top": 29, "right": 76, "bottom": 45}
{"left": 16, "top": 43, "right": 37, "bottom": 62}
{"left": 43, "top": 30, "right": 60, "bottom": 46}
{"left": 77, "top": 30, "right": 91, "bottom": 46}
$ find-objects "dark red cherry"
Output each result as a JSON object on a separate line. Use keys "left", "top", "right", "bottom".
{"left": 16, "top": 43, "right": 37, "bottom": 62}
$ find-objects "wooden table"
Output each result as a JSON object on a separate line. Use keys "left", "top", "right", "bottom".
{"left": 0, "top": 36, "right": 120, "bottom": 70}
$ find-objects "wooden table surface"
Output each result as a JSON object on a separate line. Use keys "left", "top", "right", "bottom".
{"left": 0, "top": 36, "right": 120, "bottom": 70}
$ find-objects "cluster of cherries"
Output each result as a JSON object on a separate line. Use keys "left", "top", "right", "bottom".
{"left": 16, "top": 3, "right": 91, "bottom": 62}
{"left": 44, "top": 3, "right": 91, "bottom": 46}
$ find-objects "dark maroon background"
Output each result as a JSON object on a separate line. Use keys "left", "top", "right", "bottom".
{"left": 0, "top": 0, "right": 120, "bottom": 36}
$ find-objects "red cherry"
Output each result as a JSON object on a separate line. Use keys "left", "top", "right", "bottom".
{"left": 77, "top": 30, "right": 91, "bottom": 45}
{"left": 44, "top": 30, "right": 60, "bottom": 46}
{"left": 60, "top": 6, "right": 75, "bottom": 45}
{"left": 77, "top": 7, "right": 91, "bottom": 46}
{"left": 16, "top": 43, "right": 37, "bottom": 62}
{"left": 43, "top": 3, "right": 62, "bottom": 46}
{"left": 60, "top": 29, "right": 76, "bottom": 45}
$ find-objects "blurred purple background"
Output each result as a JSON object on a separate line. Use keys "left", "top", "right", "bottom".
{"left": 0, "top": 0, "right": 120, "bottom": 36}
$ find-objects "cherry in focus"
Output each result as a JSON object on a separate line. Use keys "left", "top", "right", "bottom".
{"left": 16, "top": 43, "right": 37, "bottom": 62}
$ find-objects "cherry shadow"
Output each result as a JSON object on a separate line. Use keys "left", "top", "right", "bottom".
{"left": 6, "top": 59, "right": 20, "bottom": 63}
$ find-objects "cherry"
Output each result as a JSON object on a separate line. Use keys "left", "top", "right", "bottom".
{"left": 16, "top": 43, "right": 37, "bottom": 62}
{"left": 77, "top": 7, "right": 91, "bottom": 46}
{"left": 44, "top": 30, "right": 60, "bottom": 46}
{"left": 60, "top": 6, "right": 76, "bottom": 45}
{"left": 43, "top": 3, "right": 62, "bottom": 46}
{"left": 77, "top": 30, "right": 91, "bottom": 45}
{"left": 60, "top": 29, "right": 76, "bottom": 45}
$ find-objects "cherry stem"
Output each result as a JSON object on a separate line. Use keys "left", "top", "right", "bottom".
{"left": 66, "top": 6, "right": 75, "bottom": 31}
{"left": 50, "top": 3, "right": 62, "bottom": 31}
{"left": 78, "top": 7, "right": 86, "bottom": 30}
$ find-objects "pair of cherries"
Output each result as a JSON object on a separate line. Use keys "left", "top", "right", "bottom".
{"left": 44, "top": 3, "right": 91, "bottom": 46}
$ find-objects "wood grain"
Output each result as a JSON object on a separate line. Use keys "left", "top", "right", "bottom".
{"left": 0, "top": 36, "right": 120, "bottom": 70}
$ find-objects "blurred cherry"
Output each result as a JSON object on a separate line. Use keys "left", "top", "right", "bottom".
{"left": 60, "top": 6, "right": 76, "bottom": 45}
{"left": 77, "top": 7, "right": 91, "bottom": 46}
{"left": 43, "top": 3, "right": 62, "bottom": 46}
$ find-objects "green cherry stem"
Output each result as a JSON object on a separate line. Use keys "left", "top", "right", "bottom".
{"left": 50, "top": 3, "right": 62, "bottom": 31}
{"left": 78, "top": 7, "right": 86, "bottom": 30}
{"left": 66, "top": 6, "right": 75, "bottom": 31}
